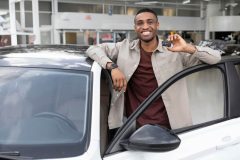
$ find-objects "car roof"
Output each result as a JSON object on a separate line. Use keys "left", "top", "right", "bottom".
{"left": 2, "top": 45, "right": 237, "bottom": 71}
{"left": 221, "top": 55, "right": 240, "bottom": 63}
{"left": 0, "top": 45, "right": 94, "bottom": 71}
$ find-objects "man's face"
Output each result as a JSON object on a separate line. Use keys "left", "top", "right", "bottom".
{"left": 134, "top": 12, "right": 159, "bottom": 43}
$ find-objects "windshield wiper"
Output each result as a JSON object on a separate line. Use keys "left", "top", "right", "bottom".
{"left": 0, "top": 151, "right": 20, "bottom": 156}
{"left": 0, "top": 151, "right": 32, "bottom": 160}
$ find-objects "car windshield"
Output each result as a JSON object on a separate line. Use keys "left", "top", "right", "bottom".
{"left": 0, "top": 67, "right": 91, "bottom": 158}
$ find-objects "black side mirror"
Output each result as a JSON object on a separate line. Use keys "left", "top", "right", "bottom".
{"left": 120, "top": 124, "right": 180, "bottom": 152}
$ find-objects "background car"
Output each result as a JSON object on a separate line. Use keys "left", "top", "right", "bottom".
{"left": 198, "top": 39, "right": 240, "bottom": 56}
{"left": 0, "top": 45, "right": 240, "bottom": 160}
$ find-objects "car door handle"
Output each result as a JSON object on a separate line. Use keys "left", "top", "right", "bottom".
{"left": 216, "top": 136, "right": 240, "bottom": 150}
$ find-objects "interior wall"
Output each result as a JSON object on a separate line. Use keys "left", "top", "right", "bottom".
{"left": 54, "top": 12, "right": 205, "bottom": 31}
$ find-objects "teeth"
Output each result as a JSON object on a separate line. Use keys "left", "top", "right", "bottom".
{"left": 142, "top": 31, "right": 150, "bottom": 36}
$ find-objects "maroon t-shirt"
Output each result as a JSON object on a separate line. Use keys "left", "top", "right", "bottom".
{"left": 125, "top": 46, "right": 171, "bottom": 129}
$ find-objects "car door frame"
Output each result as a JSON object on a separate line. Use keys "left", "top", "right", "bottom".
{"left": 225, "top": 60, "right": 240, "bottom": 118}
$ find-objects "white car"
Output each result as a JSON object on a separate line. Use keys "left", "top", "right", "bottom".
{"left": 0, "top": 45, "right": 240, "bottom": 160}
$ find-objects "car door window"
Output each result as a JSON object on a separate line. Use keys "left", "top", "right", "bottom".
{"left": 185, "top": 68, "right": 224, "bottom": 125}
{"left": 150, "top": 67, "right": 224, "bottom": 129}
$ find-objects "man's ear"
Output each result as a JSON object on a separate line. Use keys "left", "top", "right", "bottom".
{"left": 134, "top": 25, "right": 137, "bottom": 33}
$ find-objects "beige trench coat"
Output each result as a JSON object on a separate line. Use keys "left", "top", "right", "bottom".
{"left": 86, "top": 39, "right": 221, "bottom": 129}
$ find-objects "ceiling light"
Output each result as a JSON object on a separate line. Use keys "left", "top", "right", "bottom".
{"left": 182, "top": 0, "right": 190, "bottom": 4}
{"left": 225, "top": 2, "right": 238, "bottom": 7}
{"left": 135, "top": 1, "right": 159, "bottom": 5}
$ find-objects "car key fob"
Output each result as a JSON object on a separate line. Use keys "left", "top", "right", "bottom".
{"left": 162, "top": 40, "right": 172, "bottom": 47}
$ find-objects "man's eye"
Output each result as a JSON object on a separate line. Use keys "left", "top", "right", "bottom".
{"left": 136, "top": 21, "right": 143, "bottom": 26}
{"left": 147, "top": 21, "right": 154, "bottom": 25}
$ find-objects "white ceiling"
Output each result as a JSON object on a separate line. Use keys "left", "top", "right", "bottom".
{"left": 53, "top": 0, "right": 240, "bottom": 11}
{"left": 5, "top": 0, "right": 240, "bottom": 12}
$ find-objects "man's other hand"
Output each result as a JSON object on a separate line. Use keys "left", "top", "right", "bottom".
{"left": 111, "top": 68, "right": 127, "bottom": 92}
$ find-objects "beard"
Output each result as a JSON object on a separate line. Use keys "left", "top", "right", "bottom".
{"left": 141, "top": 36, "right": 155, "bottom": 43}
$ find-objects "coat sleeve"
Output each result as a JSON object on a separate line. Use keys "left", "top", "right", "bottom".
{"left": 86, "top": 40, "right": 126, "bottom": 69}
{"left": 180, "top": 46, "right": 222, "bottom": 67}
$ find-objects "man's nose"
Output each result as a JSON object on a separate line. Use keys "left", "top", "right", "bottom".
{"left": 142, "top": 22, "right": 149, "bottom": 29}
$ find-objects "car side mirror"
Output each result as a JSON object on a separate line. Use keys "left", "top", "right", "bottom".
{"left": 120, "top": 124, "right": 180, "bottom": 152}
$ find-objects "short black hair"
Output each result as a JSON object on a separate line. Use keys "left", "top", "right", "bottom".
{"left": 135, "top": 8, "right": 158, "bottom": 23}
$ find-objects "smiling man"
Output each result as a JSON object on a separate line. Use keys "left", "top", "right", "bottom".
{"left": 86, "top": 8, "right": 221, "bottom": 134}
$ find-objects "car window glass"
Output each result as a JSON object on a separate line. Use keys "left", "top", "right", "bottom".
{"left": 136, "top": 67, "right": 224, "bottom": 130}
{"left": 167, "top": 67, "right": 224, "bottom": 129}
{"left": 185, "top": 68, "right": 224, "bottom": 125}
{"left": 0, "top": 67, "right": 90, "bottom": 158}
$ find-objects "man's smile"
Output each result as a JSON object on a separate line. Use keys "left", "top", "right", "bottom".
{"left": 142, "top": 31, "right": 151, "bottom": 36}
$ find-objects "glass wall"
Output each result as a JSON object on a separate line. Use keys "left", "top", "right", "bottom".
{"left": 59, "top": 3, "right": 103, "bottom": 13}
{"left": 61, "top": 30, "right": 97, "bottom": 45}
{"left": 58, "top": 2, "right": 201, "bottom": 17}
{"left": 103, "top": 5, "right": 125, "bottom": 15}
{"left": 177, "top": 9, "right": 200, "bottom": 17}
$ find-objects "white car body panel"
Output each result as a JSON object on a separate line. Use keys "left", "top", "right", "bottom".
{"left": 104, "top": 118, "right": 240, "bottom": 160}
